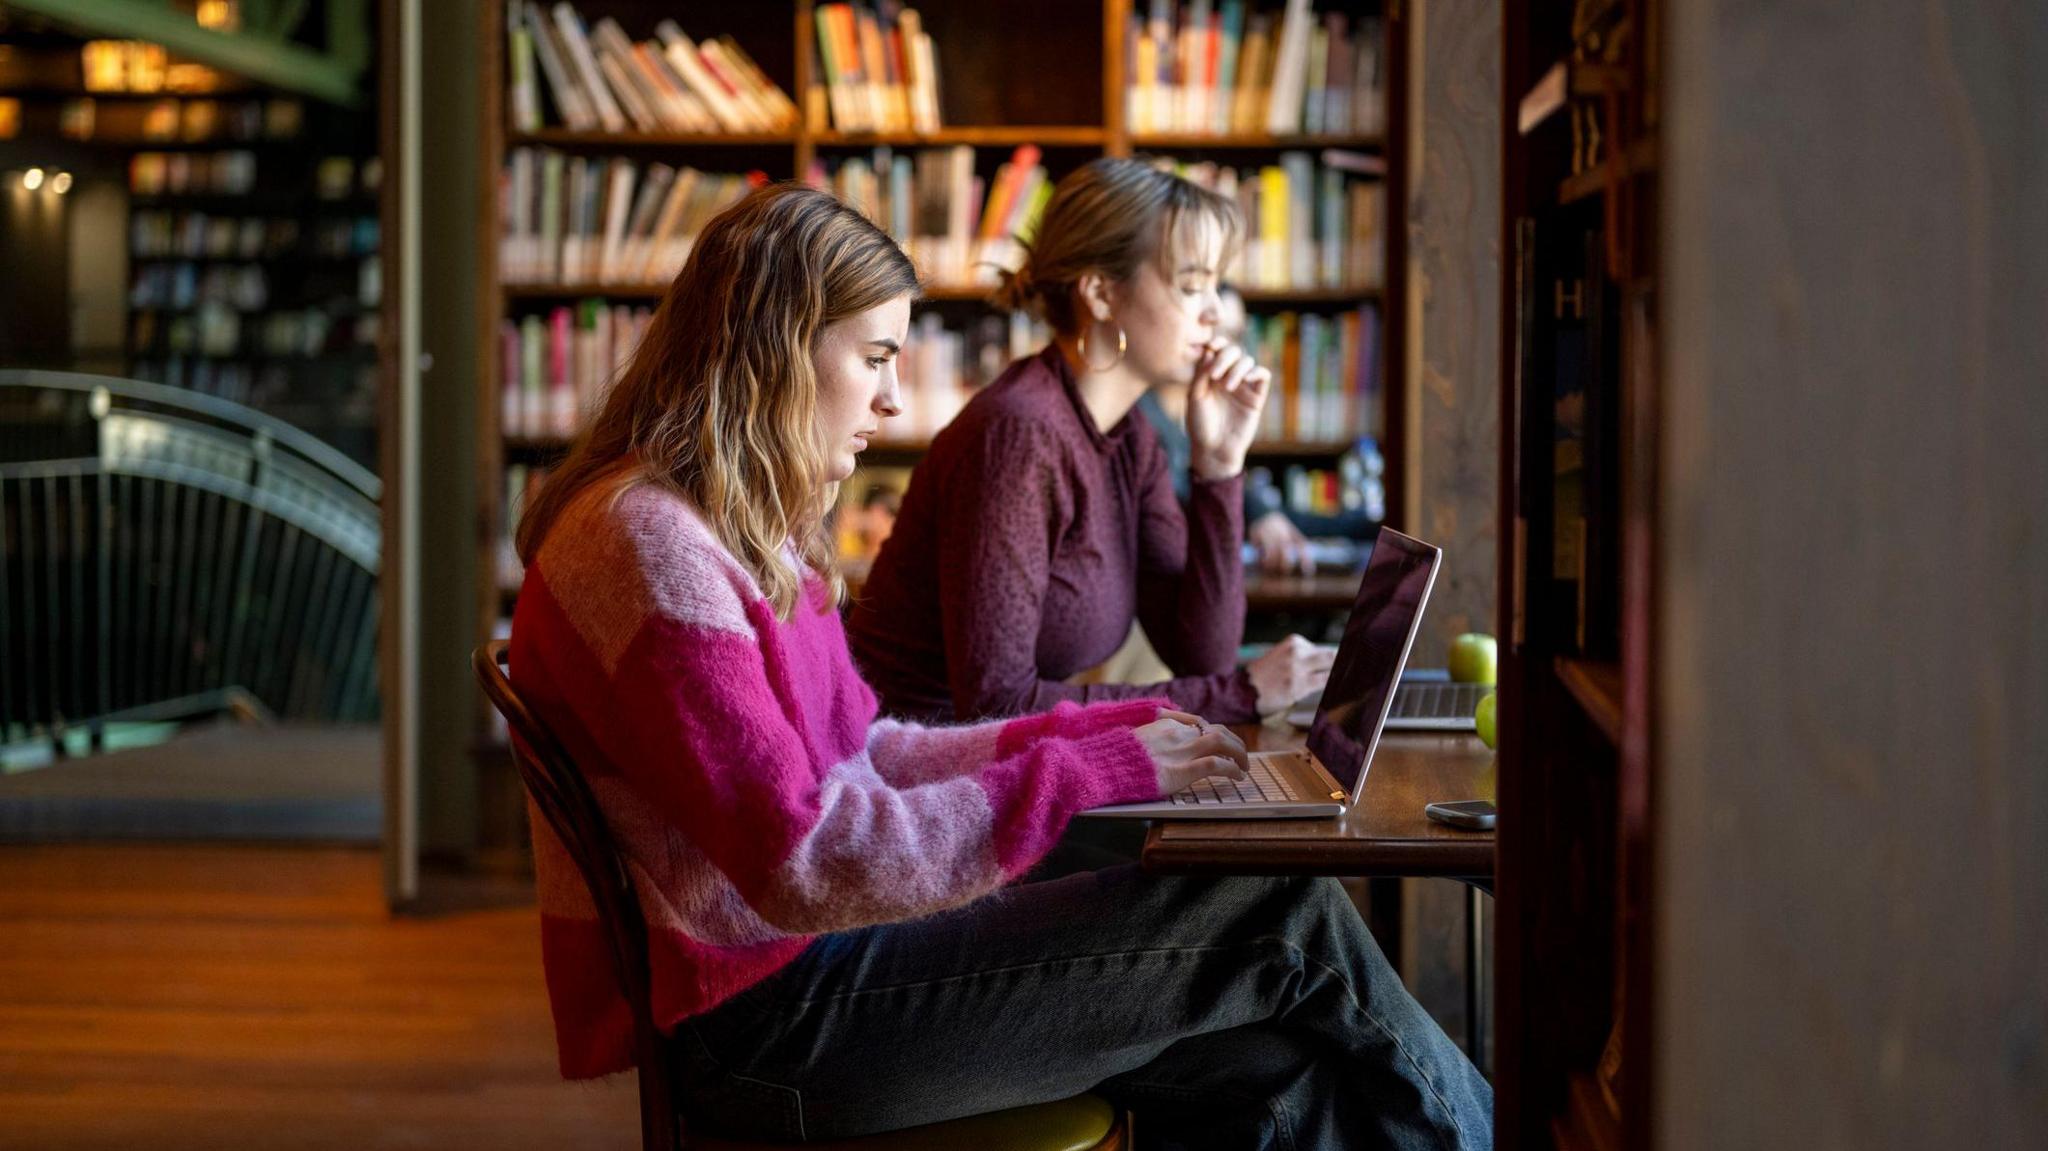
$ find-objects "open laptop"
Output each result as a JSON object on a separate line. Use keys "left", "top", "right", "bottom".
{"left": 1084, "top": 528, "right": 1443, "bottom": 821}
{"left": 1286, "top": 675, "right": 1491, "bottom": 732}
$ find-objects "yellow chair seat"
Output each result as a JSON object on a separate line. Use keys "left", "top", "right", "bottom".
{"left": 695, "top": 1092, "right": 1118, "bottom": 1151}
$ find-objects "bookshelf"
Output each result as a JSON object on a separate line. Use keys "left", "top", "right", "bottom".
{"left": 1496, "top": 0, "right": 1659, "bottom": 1149}
{"left": 471, "top": 0, "right": 1411, "bottom": 814}
{"left": 115, "top": 122, "right": 382, "bottom": 469}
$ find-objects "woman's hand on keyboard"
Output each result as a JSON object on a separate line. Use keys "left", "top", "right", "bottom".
{"left": 1136, "top": 710, "right": 1251, "bottom": 795}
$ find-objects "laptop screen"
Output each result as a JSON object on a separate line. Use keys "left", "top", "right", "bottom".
{"left": 1306, "top": 529, "right": 1442, "bottom": 795}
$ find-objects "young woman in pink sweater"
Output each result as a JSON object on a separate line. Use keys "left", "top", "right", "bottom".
{"left": 510, "top": 183, "right": 1489, "bottom": 1149}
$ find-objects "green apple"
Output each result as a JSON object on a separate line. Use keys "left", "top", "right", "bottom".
{"left": 1474, "top": 691, "right": 1497, "bottom": 750}
{"left": 1448, "top": 632, "right": 1498, "bottom": 685}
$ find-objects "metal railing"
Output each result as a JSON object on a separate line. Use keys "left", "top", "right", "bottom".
{"left": 1, "top": 370, "right": 380, "bottom": 750}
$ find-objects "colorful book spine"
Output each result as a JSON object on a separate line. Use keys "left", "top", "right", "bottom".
{"left": 507, "top": 2, "right": 542, "bottom": 132}
{"left": 550, "top": 3, "right": 625, "bottom": 131}
{"left": 1117, "top": 1, "right": 1379, "bottom": 141}
{"left": 814, "top": 5, "right": 939, "bottom": 133}
{"left": 501, "top": 299, "right": 656, "bottom": 438}
{"left": 1236, "top": 302, "right": 1380, "bottom": 443}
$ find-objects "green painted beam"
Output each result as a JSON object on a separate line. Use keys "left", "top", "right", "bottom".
{"left": 3, "top": 0, "right": 362, "bottom": 106}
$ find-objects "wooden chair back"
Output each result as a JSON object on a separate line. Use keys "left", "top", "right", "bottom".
{"left": 474, "top": 640, "right": 680, "bottom": 1151}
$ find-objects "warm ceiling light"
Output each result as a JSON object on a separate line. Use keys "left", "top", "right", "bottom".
{"left": 196, "top": 2, "right": 239, "bottom": 31}
{"left": 51, "top": 171, "right": 72, "bottom": 194}
{"left": 23, "top": 167, "right": 43, "bottom": 190}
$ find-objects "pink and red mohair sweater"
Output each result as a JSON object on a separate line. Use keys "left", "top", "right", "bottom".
{"left": 509, "top": 482, "right": 1170, "bottom": 1079}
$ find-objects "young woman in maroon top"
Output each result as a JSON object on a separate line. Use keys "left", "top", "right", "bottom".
{"left": 848, "top": 158, "right": 1333, "bottom": 723}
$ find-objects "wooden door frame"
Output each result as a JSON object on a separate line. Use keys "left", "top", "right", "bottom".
{"left": 377, "top": 0, "right": 421, "bottom": 906}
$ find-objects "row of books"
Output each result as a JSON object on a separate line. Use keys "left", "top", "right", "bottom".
{"left": 306, "top": 218, "right": 382, "bottom": 260}
{"left": 810, "top": 3, "right": 943, "bottom": 134}
{"left": 1128, "top": 0, "right": 1385, "bottom": 137}
{"left": 130, "top": 213, "right": 380, "bottom": 261}
{"left": 129, "top": 151, "right": 257, "bottom": 196}
{"left": 14, "top": 96, "right": 307, "bottom": 145}
{"left": 808, "top": 144, "right": 1047, "bottom": 288}
{"left": 496, "top": 143, "right": 1373, "bottom": 318}
{"left": 129, "top": 261, "right": 380, "bottom": 312}
{"left": 127, "top": 151, "right": 379, "bottom": 199}
{"left": 888, "top": 311, "right": 1053, "bottom": 439}
{"left": 506, "top": 2, "right": 797, "bottom": 135}
{"left": 820, "top": 145, "right": 1382, "bottom": 294}
{"left": 132, "top": 307, "right": 377, "bottom": 361}
{"left": 1257, "top": 452, "right": 1384, "bottom": 522}
{"left": 497, "top": 302, "right": 656, "bottom": 439}
{"left": 498, "top": 149, "right": 763, "bottom": 285}
{"left": 310, "top": 156, "right": 382, "bottom": 200}
{"left": 497, "top": 143, "right": 1052, "bottom": 291}
{"left": 131, "top": 264, "right": 269, "bottom": 312}
{"left": 1170, "top": 150, "right": 1384, "bottom": 290}
{"left": 1245, "top": 304, "right": 1382, "bottom": 443}
{"left": 132, "top": 213, "right": 299, "bottom": 261}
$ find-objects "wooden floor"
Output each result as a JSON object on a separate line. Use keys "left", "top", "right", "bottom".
{"left": 0, "top": 844, "right": 637, "bottom": 1150}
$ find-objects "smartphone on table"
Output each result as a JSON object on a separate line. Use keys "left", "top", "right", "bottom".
{"left": 1424, "top": 800, "right": 1497, "bottom": 830}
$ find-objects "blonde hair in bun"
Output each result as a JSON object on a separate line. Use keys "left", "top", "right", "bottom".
{"left": 992, "top": 157, "right": 1241, "bottom": 335}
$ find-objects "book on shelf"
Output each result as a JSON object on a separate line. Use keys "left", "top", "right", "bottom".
{"left": 1245, "top": 302, "right": 1380, "bottom": 442}
{"left": 548, "top": 2, "right": 627, "bottom": 132}
{"left": 499, "top": 300, "right": 654, "bottom": 439}
{"left": 812, "top": 3, "right": 941, "bottom": 134}
{"left": 807, "top": 143, "right": 1048, "bottom": 288}
{"left": 128, "top": 150, "right": 258, "bottom": 196}
{"left": 1127, "top": 0, "right": 1383, "bottom": 138}
{"left": 500, "top": 147, "right": 763, "bottom": 284}
{"left": 509, "top": 2, "right": 798, "bottom": 135}
{"left": 506, "top": 3, "right": 544, "bottom": 131}
{"left": 130, "top": 212, "right": 313, "bottom": 261}
{"left": 1162, "top": 150, "right": 1382, "bottom": 291}
{"left": 891, "top": 310, "right": 1052, "bottom": 439}
{"left": 500, "top": 463, "right": 554, "bottom": 593}
{"left": 519, "top": 2, "right": 592, "bottom": 129}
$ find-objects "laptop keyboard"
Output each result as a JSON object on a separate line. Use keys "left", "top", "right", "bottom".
{"left": 1171, "top": 754, "right": 1306, "bottom": 806}
{"left": 1391, "top": 681, "right": 1491, "bottom": 720}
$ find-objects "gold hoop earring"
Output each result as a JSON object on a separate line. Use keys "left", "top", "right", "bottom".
{"left": 1077, "top": 323, "right": 1127, "bottom": 373}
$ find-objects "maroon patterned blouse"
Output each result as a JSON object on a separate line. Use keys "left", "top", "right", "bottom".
{"left": 847, "top": 345, "right": 1260, "bottom": 723}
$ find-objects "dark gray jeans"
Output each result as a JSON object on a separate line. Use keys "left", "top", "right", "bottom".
{"left": 676, "top": 862, "right": 1492, "bottom": 1150}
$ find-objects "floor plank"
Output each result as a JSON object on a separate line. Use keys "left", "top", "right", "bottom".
{"left": 0, "top": 844, "right": 637, "bottom": 1150}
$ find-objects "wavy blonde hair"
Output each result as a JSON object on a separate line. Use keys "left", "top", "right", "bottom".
{"left": 993, "top": 157, "right": 1241, "bottom": 333}
{"left": 516, "top": 183, "right": 920, "bottom": 620}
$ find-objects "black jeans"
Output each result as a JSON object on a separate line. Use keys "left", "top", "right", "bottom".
{"left": 677, "top": 865, "right": 1492, "bottom": 1150}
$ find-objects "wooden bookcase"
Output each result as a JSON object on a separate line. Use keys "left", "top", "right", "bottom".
{"left": 471, "top": 0, "right": 1412, "bottom": 837}
{"left": 1495, "top": 0, "right": 1659, "bottom": 1148}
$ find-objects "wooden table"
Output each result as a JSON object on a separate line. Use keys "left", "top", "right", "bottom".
{"left": 1143, "top": 721, "right": 1498, "bottom": 1063}
{"left": 1143, "top": 724, "right": 1496, "bottom": 879}
{"left": 1242, "top": 570, "right": 1368, "bottom": 612}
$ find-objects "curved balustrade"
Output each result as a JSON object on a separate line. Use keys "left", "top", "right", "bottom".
{"left": 0, "top": 370, "right": 380, "bottom": 751}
